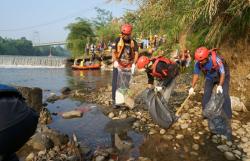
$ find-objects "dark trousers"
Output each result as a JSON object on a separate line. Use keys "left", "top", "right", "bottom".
{"left": 112, "top": 67, "right": 118, "bottom": 102}
{"left": 0, "top": 110, "right": 38, "bottom": 158}
{"left": 202, "top": 69, "right": 232, "bottom": 119}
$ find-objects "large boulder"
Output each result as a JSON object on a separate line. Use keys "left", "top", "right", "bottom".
{"left": 27, "top": 133, "right": 54, "bottom": 150}
{"left": 60, "top": 87, "right": 71, "bottom": 95}
{"left": 231, "top": 96, "right": 248, "bottom": 112}
{"left": 16, "top": 86, "right": 43, "bottom": 112}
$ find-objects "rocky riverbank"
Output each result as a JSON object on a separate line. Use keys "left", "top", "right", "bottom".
{"left": 16, "top": 87, "right": 85, "bottom": 161}
{"left": 18, "top": 68, "right": 250, "bottom": 161}
{"left": 55, "top": 70, "right": 250, "bottom": 161}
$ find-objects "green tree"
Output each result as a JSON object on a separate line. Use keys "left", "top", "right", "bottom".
{"left": 65, "top": 18, "right": 95, "bottom": 58}
{"left": 92, "top": 8, "right": 120, "bottom": 43}
{"left": 93, "top": 7, "right": 113, "bottom": 29}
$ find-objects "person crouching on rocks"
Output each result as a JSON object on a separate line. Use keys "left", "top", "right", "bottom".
{"left": 0, "top": 84, "right": 38, "bottom": 161}
{"left": 136, "top": 55, "right": 179, "bottom": 102}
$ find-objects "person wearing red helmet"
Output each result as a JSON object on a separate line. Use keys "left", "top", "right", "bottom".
{"left": 137, "top": 55, "right": 179, "bottom": 102}
{"left": 189, "top": 46, "right": 232, "bottom": 139}
{"left": 111, "top": 24, "right": 139, "bottom": 108}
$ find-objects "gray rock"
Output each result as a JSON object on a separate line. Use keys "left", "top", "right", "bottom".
{"left": 231, "top": 96, "right": 248, "bottom": 112}
{"left": 163, "top": 135, "right": 174, "bottom": 141}
{"left": 176, "top": 134, "right": 184, "bottom": 139}
{"left": 190, "top": 151, "right": 199, "bottom": 156}
{"left": 48, "top": 150, "right": 56, "bottom": 158}
{"left": 114, "top": 133, "right": 133, "bottom": 151}
{"left": 180, "top": 124, "right": 189, "bottom": 129}
{"left": 27, "top": 133, "right": 54, "bottom": 150}
{"left": 181, "top": 113, "right": 190, "bottom": 120}
{"left": 38, "top": 150, "right": 46, "bottom": 156}
{"left": 95, "top": 155, "right": 105, "bottom": 161}
{"left": 241, "top": 137, "right": 249, "bottom": 143}
{"left": 133, "top": 122, "right": 140, "bottom": 128}
{"left": 232, "top": 150, "right": 242, "bottom": 156}
{"left": 46, "top": 94, "right": 60, "bottom": 103}
{"left": 108, "top": 112, "right": 115, "bottom": 118}
{"left": 193, "top": 135, "right": 200, "bottom": 140}
{"left": 149, "top": 129, "right": 157, "bottom": 135}
{"left": 61, "top": 87, "right": 71, "bottom": 95}
{"left": 224, "top": 151, "right": 236, "bottom": 160}
{"left": 246, "top": 74, "right": 250, "bottom": 80}
{"left": 217, "top": 145, "right": 230, "bottom": 152}
{"left": 16, "top": 86, "right": 43, "bottom": 112}
{"left": 192, "top": 144, "right": 199, "bottom": 151}
{"left": 226, "top": 141, "right": 233, "bottom": 147}
{"left": 120, "top": 113, "right": 128, "bottom": 119}
{"left": 25, "top": 152, "right": 35, "bottom": 161}
{"left": 160, "top": 129, "right": 166, "bottom": 135}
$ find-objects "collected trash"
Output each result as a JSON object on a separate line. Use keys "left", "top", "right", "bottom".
{"left": 203, "top": 92, "right": 231, "bottom": 137}
{"left": 145, "top": 88, "right": 176, "bottom": 129}
{"left": 62, "top": 110, "right": 83, "bottom": 119}
{"left": 115, "top": 68, "right": 132, "bottom": 105}
{"left": 54, "top": 106, "right": 91, "bottom": 119}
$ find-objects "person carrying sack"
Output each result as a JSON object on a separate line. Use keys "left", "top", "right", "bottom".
{"left": 188, "top": 47, "right": 232, "bottom": 140}
{"left": 111, "top": 24, "right": 139, "bottom": 109}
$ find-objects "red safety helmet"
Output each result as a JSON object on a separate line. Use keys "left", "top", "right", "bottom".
{"left": 137, "top": 56, "right": 150, "bottom": 69}
{"left": 195, "top": 47, "right": 209, "bottom": 61}
{"left": 121, "top": 24, "right": 133, "bottom": 35}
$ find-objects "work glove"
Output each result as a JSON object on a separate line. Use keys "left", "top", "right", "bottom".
{"left": 188, "top": 87, "right": 195, "bottom": 95}
{"left": 131, "top": 63, "right": 136, "bottom": 74}
{"left": 155, "top": 86, "right": 163, "bottom": 92}
{"left": 113, "top": 61, "right": 119, "bottom": 68}
{"left": 216, "top": 85, "right": 223, "bottom": 94}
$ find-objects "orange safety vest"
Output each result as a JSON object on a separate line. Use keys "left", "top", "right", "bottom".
{"left": 114, "top": 36, "right": 135, "bottom": 68}
{"left": 199, "top": 50, "right": 226, "bottom": 74}
{"left": 150, "top": 56, "right": 177, "bottom": 79}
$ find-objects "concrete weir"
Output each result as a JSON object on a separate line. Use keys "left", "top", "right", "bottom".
{"left": 0, "top": 55, "right": 67, "bottom": 68}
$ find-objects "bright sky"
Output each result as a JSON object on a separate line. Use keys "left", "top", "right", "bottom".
{"left": 0, "top": 0, "right": 137, "bottom": 43}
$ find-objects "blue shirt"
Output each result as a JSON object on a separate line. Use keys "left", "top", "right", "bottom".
{"left": 194, "top": 56, "right": 225, "bottom": 80}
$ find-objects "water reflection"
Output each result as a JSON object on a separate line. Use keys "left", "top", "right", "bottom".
{"left": 65, "top": 68, "right": 112, "bottom": 91}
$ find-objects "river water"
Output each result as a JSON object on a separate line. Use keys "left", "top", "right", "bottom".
{"left": 0, "top": 66, "right": 144, "bottom": 159}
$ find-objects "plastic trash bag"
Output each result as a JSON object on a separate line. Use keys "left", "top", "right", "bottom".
{"left": 208, "top": 115, "right": 231, "bottom": 136}
{"left": 145, "top": 89, "right": 176, "bottom": 129}
{"left": 203, "top": 92, "right": 225, "bottom": 118}
{"left": 204, "top": 92, "right": 231, "bottom": 137}
{"left": 115, "top": 68, "right": 132, "bottom": 105}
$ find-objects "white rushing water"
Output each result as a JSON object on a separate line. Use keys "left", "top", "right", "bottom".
{"left": 0, "top": 55, "right": 67, "bottom": 68}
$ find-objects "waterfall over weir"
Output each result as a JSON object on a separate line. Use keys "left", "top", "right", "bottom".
{"left": 0, "top": 55, "right": 67, "bottom": 68}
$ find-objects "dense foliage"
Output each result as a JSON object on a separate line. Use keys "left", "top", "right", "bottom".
{"left": 93, "top": 8, "right": 121, "bottom": 44}
{"left": 0, "top": 37, "right": 69, "bottom": 56}
{"left": 65, "top": 18, "right": 95, "bottom": 58}
{"left": 66, "top": 9, "right": 121, "bottom": 57}
{"left": 121, "top": 0, "right": 250, "bottom": 50}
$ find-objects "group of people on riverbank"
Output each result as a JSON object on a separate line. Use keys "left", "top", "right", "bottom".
{"left": 0, "top": 23, "right": 232, "bottom": 161}
{"left": 111, "top": 24, "right": 232, "bottom": 139}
